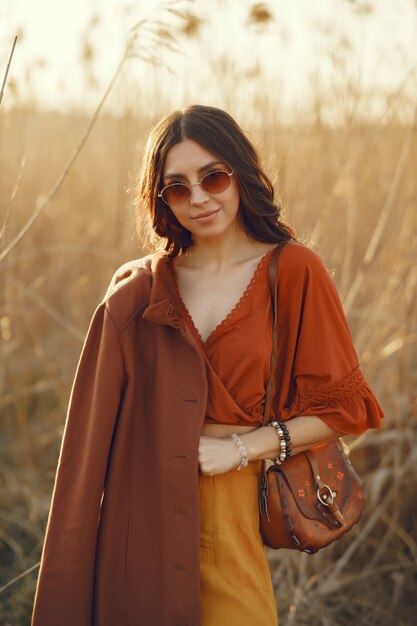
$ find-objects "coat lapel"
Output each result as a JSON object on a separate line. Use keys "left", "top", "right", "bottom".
{"left": 142, "top": 253, "right": 185, "bottom": 330}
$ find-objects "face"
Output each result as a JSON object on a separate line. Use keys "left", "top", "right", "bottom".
{"left": 161, "top": 138, "right": 241, "bottom": 242}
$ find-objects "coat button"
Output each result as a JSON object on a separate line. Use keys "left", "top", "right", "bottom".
{"left": 173, "top": 562, "right": 190, "bottom": 573}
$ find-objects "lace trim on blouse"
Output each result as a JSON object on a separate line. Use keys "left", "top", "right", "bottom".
{"left": 293, "top": 364, "right": 367, "bottom": 412}
{"left": 168, "top": 249, "right": 273, "bottom": 347}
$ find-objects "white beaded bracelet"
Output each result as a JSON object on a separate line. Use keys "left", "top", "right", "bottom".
{"left": 230, "top": 433, "right": 248, "bottom": 471}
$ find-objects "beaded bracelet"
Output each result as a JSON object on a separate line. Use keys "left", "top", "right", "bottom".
{"left": 270, "top": 422, "right": 286, "bottom": 464}
{"left": 269, "top": 420, "right": 292, "bottom": 464}
{"left": 230, "top": 433, "right": 248, "bottom": 471}
{"left": 279, "top": 421, "right": 292, "bottom": 457}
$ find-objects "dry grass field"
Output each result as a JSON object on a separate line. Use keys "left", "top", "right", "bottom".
{"left": 1, "top": 4, "right": 417, "bottom": 624}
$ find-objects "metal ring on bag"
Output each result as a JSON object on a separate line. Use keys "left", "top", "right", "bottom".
{"left": 317, "top": 484, "right": 335, "bottom": 506}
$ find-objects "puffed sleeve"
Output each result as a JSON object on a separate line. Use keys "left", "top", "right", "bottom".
{"left": 31, "top": 302, "right": 125, "bottom": 626}
{"left": 275, "top": 243, "right": 384, "bottom": 435}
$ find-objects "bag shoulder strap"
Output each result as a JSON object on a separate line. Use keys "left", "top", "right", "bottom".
{"left": 263, "top": 239, "right": 293, "bottom": 426}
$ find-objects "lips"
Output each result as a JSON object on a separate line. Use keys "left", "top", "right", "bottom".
{"left": 192, "top": 208, "right": 220, "bottom": 219}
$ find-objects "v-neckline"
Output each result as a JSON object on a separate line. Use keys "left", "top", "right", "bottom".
{"left": 167, "top": 248, "right": 274, "bottom": 348}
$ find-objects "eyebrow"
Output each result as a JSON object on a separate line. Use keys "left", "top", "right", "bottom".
{"left": 163, "top": 160, "right": 225, "bottom": 181}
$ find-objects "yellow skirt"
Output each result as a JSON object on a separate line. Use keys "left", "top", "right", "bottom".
{"left": 199, "top": 460, "right": 278, "bottom": 626}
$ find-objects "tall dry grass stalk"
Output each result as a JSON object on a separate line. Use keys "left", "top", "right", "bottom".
{"left": 1, "top": 2, "right": 416, "bottom": 624}
{"left": 0, "top": 36, "right": 17, "bottom": 108}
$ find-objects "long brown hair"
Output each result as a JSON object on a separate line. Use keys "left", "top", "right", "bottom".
{"left": 137, "top": 104, "right": 296, "bottom": 256}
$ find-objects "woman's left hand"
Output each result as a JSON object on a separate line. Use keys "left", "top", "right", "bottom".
{"left": 198, "top": 435, "right": 241, "bottom": 476}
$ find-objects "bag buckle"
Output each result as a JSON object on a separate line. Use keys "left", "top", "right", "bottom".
{"left": 317, "top": 484, "right": 336, "bottom": 507}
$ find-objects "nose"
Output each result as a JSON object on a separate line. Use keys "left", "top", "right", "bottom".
{"left": 189, "top": 182, "right": 210, "bottom": 204}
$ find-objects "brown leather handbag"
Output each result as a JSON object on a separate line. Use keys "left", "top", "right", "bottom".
{"left": 259, "top": 241, "right": 365, "bottom": 553}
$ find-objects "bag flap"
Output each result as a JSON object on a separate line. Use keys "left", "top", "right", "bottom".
{"left": 267, "top": 440, "right": 364, "bottom": 521}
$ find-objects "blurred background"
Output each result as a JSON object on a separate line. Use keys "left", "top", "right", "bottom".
{"left": 1, "top": 0, "right": 416, "bottom": 624}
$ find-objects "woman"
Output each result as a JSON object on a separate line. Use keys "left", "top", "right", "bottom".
{"left": 31, "top": 105, "right": 384, "bottom": 626}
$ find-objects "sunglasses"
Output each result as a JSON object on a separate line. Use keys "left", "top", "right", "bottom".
{"left": 158, "top": 170, "right": 234, "bottom": 206}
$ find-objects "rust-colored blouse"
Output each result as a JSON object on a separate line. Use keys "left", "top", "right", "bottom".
{"left": 169, "top": 243, "right": 384, "bottom": 434}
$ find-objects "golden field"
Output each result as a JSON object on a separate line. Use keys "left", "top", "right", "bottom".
{"left": 1, "top": 100, "right": 416, "bottom": 624}
{"left": 1, "top": 4, "right": 417, "bottom": 623}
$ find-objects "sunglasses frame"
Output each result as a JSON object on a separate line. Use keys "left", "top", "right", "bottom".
{"left": 158, "top": 170, "right": 234, "bottom": 206}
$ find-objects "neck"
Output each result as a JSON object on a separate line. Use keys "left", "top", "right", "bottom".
{"left": 187, "top": 226, "right": 256, "bottom": 271}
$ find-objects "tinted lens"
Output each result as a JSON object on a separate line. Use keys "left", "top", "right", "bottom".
{"left": 162, "top": 183, "right": 189, "bottom": 205}
{"left": 201, "top": 170, "right": 230, "bottom": 194}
